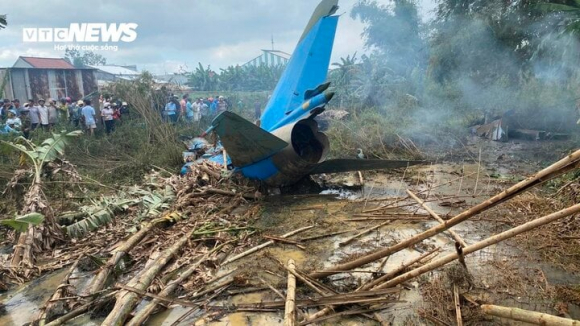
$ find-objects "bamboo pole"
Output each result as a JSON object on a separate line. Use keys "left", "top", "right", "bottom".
{"left": 101, "top": 228, "right": 195, "bottom": 326}
{"left": 481, "top": 304, "right": 580, "bottom": 325}
{"left": 407, "top": 190, "right": 467, "bottom": 247}
{"left": 338, "top": 221, "right": 391, "bottom": 247}
{"left": 86, "top": 215, "right": 169, "bottom": 295}
{"left": 221, "top": 225, "right": 313, "bottom": 265}
{"left": 453, "top": 285, "right": 463, "bottom": 326}
{"left": 284, "top": 259, "right": 297, "bottom": 326}
{"left": 310, "top": 151, "right": 580, "bottom": 279}
{"left": 373, "top": 203, "right": 580, "bottom": 290}
{"left": 126, "top": 242, "right": 230, "bottom": 326}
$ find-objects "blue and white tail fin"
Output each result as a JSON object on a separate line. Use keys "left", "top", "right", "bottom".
{"left": 260, "top": 0, "right": 339, "bottom": 132}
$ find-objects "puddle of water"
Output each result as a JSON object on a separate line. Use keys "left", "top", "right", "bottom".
{"left": 0, "top": 269, "right": 68, "bottom": 326}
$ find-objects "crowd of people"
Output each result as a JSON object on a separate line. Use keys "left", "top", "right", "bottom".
{"left": 0, "top": 96, "right": 129, "bottom": 138}
{"left": 0, "top": 92, "right": 257, "bottom": 139}
{"left": 162, "top": 94, "right": 230, "bottom": 124}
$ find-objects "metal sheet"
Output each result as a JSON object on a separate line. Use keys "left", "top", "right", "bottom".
{"left": 10, "top": 69, "right": 28, "bottom": 101}
{"left": 55, "top": 70, "right": 67, "bottom": 99}
{"left": 81, "top": 70, "right": 97, "bottom": 97}
{"left": 64, "top": 70, "right": 81, "bottom": 100}
{"left": 28, "top": 69, "right": 49, "bottom": 100}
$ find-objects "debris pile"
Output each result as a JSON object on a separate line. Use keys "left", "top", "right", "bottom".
{"left": 2, "top": 146, "right": 580, "bottom": 325}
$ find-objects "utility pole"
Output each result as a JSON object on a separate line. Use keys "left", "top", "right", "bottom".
{"left": 271, "top": 35, "right": 274, "bottom": 50}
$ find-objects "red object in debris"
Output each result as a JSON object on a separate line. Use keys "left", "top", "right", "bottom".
{"left": 21, "top": 57, "right": 76, "bottom": 69}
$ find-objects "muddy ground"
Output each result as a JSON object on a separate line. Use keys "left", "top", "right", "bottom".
{"left": 1, "top": 137, "right": 579, "bottom": 325}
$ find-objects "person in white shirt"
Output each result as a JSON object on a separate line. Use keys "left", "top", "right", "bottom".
{"left": 193, "top": 99, "right": 202, "bottom": 122}
{"left": 101, "top": 103, "right": 115, "bottom": 134}
{"left": 47, "top": 99, "right": 59, "bottom": 128}
{"left": 37, "top": 98, "right": 50, "bottom": 131}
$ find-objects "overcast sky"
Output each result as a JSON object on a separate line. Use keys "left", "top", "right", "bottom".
{"left": 0, "top": 0, "right": 437, "bottom": 74}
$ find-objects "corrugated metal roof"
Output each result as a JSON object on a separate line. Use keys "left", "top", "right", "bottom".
{"left": 19, "top": 56, "right": 76, "bottom": 69}
{"left": 89, "top": 65, "right": 140, "bottom": 76}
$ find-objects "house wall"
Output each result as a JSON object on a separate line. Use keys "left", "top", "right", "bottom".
{"left": 4, "top": 68, "right": 97, "bottom": 101}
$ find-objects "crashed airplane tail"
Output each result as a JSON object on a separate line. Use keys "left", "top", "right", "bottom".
{"left": 200, "top": 0, "right": 425, "bottom": 186}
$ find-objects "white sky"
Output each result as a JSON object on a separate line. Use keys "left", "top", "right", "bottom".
{"left": 0, "top": 0, "right": 438, "bottom": 74}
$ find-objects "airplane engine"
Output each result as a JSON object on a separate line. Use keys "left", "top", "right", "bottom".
{"left": 266, "top": 119, "right": 329, "bottom": 185}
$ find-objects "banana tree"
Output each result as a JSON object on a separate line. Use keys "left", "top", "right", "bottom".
{"left": 1, "top": 130, "right": 82, "bottom": 267}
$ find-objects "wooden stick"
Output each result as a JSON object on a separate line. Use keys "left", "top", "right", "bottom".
{"left": 481, "top": 304, "right": 580, "bottom": 325}
{"left": 373, "top": 203, "right": 580, "bottom": 290}
{"left": 263, "top": 235, "right": 306, "bottom": 250}
{"left": 454, "top": 285, "right": 463, "bottom": 326}
{"left": 222, "top": 225, "right": 313, "bottom": 265}
{"left": 407, "top": 190, "right": 468, "bottom": 247}
{"left": 353, "top": 213, "right": 432, "bottom": 217}
{"left": 361, "top": 247, "right": 440, "bottom": 291}
{"left": 338, "top": 221, "right": 391, "bottom": 247}
{"left": 309, "top": 151, "right": 580, "bottom": 279}
{"left": 348, "top": 217, "right": 429, "bottom": 222}
{"left": 284, "top": 259, "right": 297, "bottom": 326}
{"left": 298, "top": 229, "right": 354, "bottom": 242}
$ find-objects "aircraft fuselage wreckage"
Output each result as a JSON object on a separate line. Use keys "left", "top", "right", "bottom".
{"left": 184, "top": 0, "right": 424, "bottom": 187}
